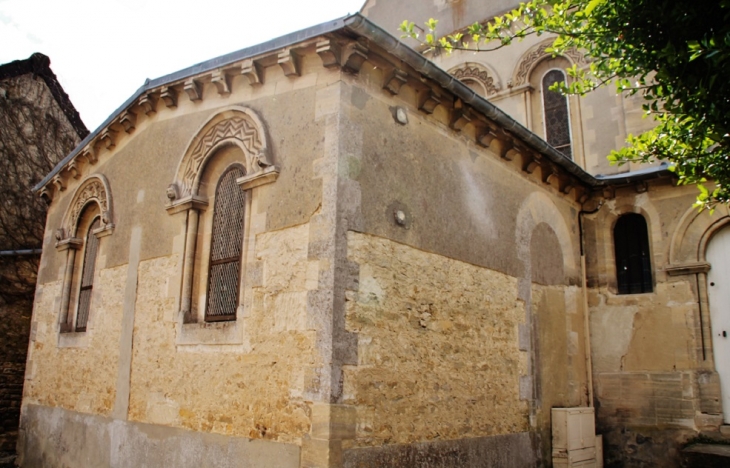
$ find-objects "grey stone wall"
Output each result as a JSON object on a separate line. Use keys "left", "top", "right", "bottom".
{"left": 0, "top": 298, "right": 30, "bottom": 453}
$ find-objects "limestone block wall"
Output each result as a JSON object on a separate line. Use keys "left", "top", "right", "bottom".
{"left": 343, "top": 232, "right": 529, "bottom": 448}
{"left": 584, "top": 183, "right": 719, "bottom": 466}
{"left": 127, "top": 223, "right": 318, "bottom": 443}
{"left": 23, "top": 263, "right": 126, "bottom": 416}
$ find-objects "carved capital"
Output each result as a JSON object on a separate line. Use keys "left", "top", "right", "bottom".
{"left": 278, "top": 49, "right": 301, "bottom": 77}
{"left": 383, "top": 68, "right": 408, "bottom": 95}
{"left": 160, "top": 86, "right": 178, "bottom": 108}
{"left": 119, "top": 110, "right": 137, "bottom": 133}
{"left": 55, "top": 237, "right": 83, "bottom": 252}
{"left": 665, "top": 262, "right": 711, "bottom": 276}
{"left": 237, "top": 165, "right": 280, "bottom": 191}
{"left": 241, "top": 59, "right": 264, "bottom": 85}
{"left": 184, "top": 79, "right": 202, "bottom": 101}
{"left": 138, "top": 93, "right": 158, "bottom": 115}
{"left": 166, "top": 195, "right": 209, "bottom": 215}
{"left": 211, "top": 70, "right": 231, "bottom": 96}
{"left": 343, "top": 41, "right": 368, "bottom": 73}
{"left": 166, "top": 183, "right": 179, "bottom": 203}
{"left": 316, "top": 39, "right": 342, "bottom": 68}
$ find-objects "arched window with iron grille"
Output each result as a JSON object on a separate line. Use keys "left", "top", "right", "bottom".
{"left": 614, "top": 213, "right": 653, "bottom": 294}
{"left": 542, "top": 69, "right": 573, "bottom": 159}
{"left": 75, "top": 216, "right": 101, "bottom": 331}
{"left": 205, "top": 165, "right": 246, "bottom": 321}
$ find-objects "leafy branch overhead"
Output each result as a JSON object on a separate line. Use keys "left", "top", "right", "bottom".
{"left": 401, "top": 0, "right": 730, "bottom": 209}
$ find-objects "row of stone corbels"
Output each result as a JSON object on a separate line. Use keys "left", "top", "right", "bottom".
{"left": 40, "top": 32, "right": 589, "bottom": 205}
{"left": 447, "top": 101, "right": 589, "bottom": 203}
{"left": 325, "top": 36, "right": 592, "bottom": 203}
{"left": 37, "top": 35, "right": 365, "bottom": 204}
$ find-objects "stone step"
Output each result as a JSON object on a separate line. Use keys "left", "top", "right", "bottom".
{"left": 682, "top": 443, "right": 730, "bottom": 468}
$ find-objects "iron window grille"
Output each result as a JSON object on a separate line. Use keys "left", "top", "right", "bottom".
{"left": 76, "top": 216, "right": 101, "bottom": 331}
{"left": 205, "top": 165, "right": 246, "bottom": 321}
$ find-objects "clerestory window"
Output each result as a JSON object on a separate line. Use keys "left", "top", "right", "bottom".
{"left": 542, "top": 69, "right": 573, "bottom": 159}
{"left": 614, "top": 213, "right": 653, "bottom": 294}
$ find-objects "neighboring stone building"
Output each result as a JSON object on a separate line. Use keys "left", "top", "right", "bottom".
{"left": 0, "top": 53, "right": 87, "bottom": 457}
{"left": 16, "top": 9, "right": 729, "bottom": 468}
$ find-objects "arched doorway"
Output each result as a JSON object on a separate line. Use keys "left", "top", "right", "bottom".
{"left": 707, "top": 225, "right": 730, "bottom": 422}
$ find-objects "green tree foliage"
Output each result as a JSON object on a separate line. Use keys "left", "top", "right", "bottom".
{"left": 401, "top": 0, "right": 730, "bottom": 208}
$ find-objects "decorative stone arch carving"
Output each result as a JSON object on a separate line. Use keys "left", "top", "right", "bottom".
{"left": 665, "top": 204, "right": 730, "bottom": 366}
{"left": 58, "top": 174, "right": 114, "bottom": 241}
{"left": 511, "top": 39, "right": 588, "bottom": 88}
{"left": 669, "top": 204, "right": 730, "bottom": 267}
{"left": 167, "top": 106, "right": 278, "bottom": 204}
{"left": 55, "top": 173, "right": 114, "bottom": 333}
{"left": 448, "top": 62, "right": 502, "bottom": 96}
{"left": 168, "top": 106, "right": 279, "bottom": 323}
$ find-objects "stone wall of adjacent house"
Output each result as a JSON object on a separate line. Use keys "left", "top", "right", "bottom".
{"left": 0, "top": 298, "right": 31, "bottom": 452}
{"left": 342, "top": 231, "right": 530, "bottom": 447}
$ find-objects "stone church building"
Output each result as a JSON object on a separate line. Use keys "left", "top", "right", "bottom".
{"left": 17, "top": 3, "right": 730, "bottom": 468}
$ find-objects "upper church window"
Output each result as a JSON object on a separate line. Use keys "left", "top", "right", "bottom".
{"left": 542, "top": 69, "right": 572, "bottom": 159}
{"left": 614, "top": 213, "right": 653, "bottom": 294}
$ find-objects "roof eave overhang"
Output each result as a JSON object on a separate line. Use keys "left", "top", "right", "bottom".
{"left": 34, "top": 13, "right": 673, "bottom": 194}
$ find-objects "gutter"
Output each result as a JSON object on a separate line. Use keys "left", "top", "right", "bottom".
{"left": 0, "top": 249, "right": 43, "bottom": 257}
{"left": 33, "top": 13, "right": 675, "bottom": 193}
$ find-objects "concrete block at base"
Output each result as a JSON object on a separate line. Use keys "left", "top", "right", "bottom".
{"left": 18, "top": 404, "right": 300, "bottom": 468}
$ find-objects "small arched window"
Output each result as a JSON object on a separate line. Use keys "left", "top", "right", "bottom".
{"left": 614, "top": 213, "right": 653, "bottom": 294}
{"left": 205, "top": 165, "right": 246, "bottom": 321}
{"left": 75, "top": 217, "right": 101, "bottom": 331}
{"left": 542, "top": 69, "right": 572, "bottom": 159}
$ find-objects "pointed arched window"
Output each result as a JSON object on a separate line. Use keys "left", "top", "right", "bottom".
{"left": 542, "top": 69, "right": 572, "bottom": 159}
{"left": 205, "top": 165, "right": 246, "bottom": 321}
{"left": 614, "top": 213, "right": 653, "bottom": 294}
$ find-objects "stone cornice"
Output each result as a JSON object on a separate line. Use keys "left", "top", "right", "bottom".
{"left": 35, "top": 14, "right": 651, "bottom": 206}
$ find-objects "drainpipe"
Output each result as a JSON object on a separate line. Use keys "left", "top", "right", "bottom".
{"left": 579, "top": 200, "right": 603, "bottom": 407}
